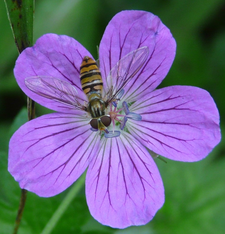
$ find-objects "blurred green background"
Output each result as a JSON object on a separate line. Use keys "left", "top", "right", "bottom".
{"left": 0, "top": 0, "right": 224, "bottom": 233}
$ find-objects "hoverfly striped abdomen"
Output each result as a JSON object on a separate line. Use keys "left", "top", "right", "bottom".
{"left": 80, "top": 56, "right": 103, "bottom": 101}
{"left": 80, "top": 56, "right": 107, "bottom": 121}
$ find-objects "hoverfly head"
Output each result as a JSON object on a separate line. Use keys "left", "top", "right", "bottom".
{"left": 90, "top": 116, "right": 111, "bottom": 133}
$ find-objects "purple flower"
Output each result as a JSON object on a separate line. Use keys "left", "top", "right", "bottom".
{"left": 9, "top": 10, "right": 221, "bottom": 228}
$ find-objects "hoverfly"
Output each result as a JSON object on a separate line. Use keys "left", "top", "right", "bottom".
{"left": 25, "top": 46, "right": 149, "bottom": 133}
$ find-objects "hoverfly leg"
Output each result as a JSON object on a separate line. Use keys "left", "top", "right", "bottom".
{"left": 98, "top": 119, "right": 109, "bottom": 134}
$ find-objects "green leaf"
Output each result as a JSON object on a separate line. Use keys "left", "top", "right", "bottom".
{"left": 0, "top": 152, "right": 31, "bottom": 234}
{"left": 153, "top": 149, "right": 225, "bottom": 234}
{"left": 40, "top": 173, "right": 86, "bottom": 234}
{"left": 0, "top": 148, "right": 90, "bottom": 234}
{"left": 4, "top": 0, "right": 34, "bottom": 53}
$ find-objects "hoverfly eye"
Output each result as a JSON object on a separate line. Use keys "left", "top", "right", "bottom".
{"left": 90, "top": 119, "right": 98, "bottom": 130}
{"left": 101, "top": 116, "right": 111, "bottom": 127}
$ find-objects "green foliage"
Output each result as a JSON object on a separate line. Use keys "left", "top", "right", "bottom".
{"left": 0, "top": 0, "right": 224, "bottom": 233}
{"left": 4, "top": 0, "right": 34, "bottom": 53}
{"left": 155, "top": 146, "right": 225, "bottom": 234}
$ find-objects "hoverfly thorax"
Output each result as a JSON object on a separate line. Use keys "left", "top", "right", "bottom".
{"left": 80, "top": 56, "right": 110, "bottom": 131}
{"left": 87, "top": 99, "right": 106, "bottom": 118}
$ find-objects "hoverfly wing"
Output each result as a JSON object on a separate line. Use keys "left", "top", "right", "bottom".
{"left": 105, "top": 46, "right": 149, "bottom": 103}
{"left": 25, "top": 76, "right": 87, "bottom": 111}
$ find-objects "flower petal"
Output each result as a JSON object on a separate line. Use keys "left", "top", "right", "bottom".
{"left": 99, "top": 10, "right": 176, "bottom": 101}
{"left": 14, "top": 33, "right": 91, "bottom": 112}
{"left": 9, "top": 113, "right": 99, "bottom": 197}
{"left": 129, "top": 86, "right": 221, "bottom": 162}
{"left": 86, "top": 132, "right": 164, "bottom": 228}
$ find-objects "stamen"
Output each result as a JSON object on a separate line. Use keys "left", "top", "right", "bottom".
{"left": 98, "top": 99, "right": 142, "bottom": 138}
{"left": 117, "top": 89, "right": 125, "bottom": 99}
{"left": 122, "top": 101, "right": 129, "bottom": 115}
{"left": 104, "top": 130, "right": 121, "bottom": 138}
{"left": 120, "top": 116, "right": 127, "bottom": 130}
{"left": 127, "top": 112, "right": 142, "bottom": 121}
{"left": 90, "top": 127, "right": 98, "bottom": 132}
{"left": 112, "top": 101, "right": 117, "bottom": 107}
{"left": 112, "top": 89, "right": 125, "bottom": 107}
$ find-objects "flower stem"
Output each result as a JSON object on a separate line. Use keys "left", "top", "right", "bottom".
{"left": 41, "top": 173, "right": 86, "bottom": 234}
{"left": 27, "top": 97, "right": 36, "bottom": 120}
{"left": 12, "top": 189, "right": 28, "bottom": 234}
{"left": 5, "top": 0, "right": 35, "bottom": 232}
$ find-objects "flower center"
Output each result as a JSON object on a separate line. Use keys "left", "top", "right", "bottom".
{"left": 89, "top": 90, "right": 142, "bottom": 138}
{"left": 104, "top": 101, "right": 142, "bottom": 138}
